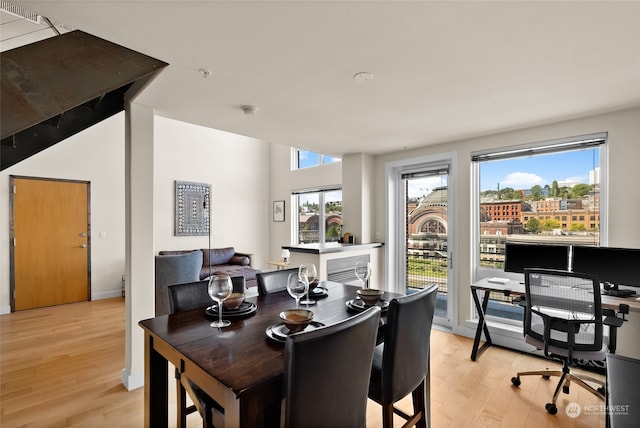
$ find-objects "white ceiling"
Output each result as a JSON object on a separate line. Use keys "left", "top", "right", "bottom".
{"left": 3, "top": 1, "right": 640, "bottom": 156}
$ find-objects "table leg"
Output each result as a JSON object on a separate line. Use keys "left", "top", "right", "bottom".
{"left": 470, "top": 288, "right": 493, "bottom": 361}
{"left": 145, "top": 334, "right": 169, "bottom": 428}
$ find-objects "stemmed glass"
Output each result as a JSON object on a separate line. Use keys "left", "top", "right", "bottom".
{"left": 299, "top": 263, "right": 317, "bottom": 305}
{"left": 287, "top": 273, "right": 308, "bottom": 308}
{"left": 355, "top": 262, "right": 372, "bottom": 289}
{"left": 208, "top": 274, "right": 233, "bottom": 328}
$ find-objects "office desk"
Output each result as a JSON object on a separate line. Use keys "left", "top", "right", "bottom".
{"left": 606, "top": 354, "right": 640, "bottom": 428}
{"left": 470, "top": 278, "right": 640, "bottom": 361}
{"left": 139, "top": 281, "right": 399, "bottom": 427}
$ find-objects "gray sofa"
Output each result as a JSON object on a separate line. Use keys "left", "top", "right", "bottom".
{"left": 155, "top": 250, "right": 203, "bottom": 315}
{"left": 158, "top": 247, "right": 261, "bottom": 288}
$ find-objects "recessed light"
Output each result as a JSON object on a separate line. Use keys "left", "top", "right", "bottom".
{"left": 353, "top": 72, "right": 374, "bottom": 82}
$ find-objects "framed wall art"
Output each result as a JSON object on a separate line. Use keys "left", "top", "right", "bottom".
{"left": 175, "top": 180, "right": 211, "bottom": 236}
{"left": 273, "top": 200, "right": 285, "bottom": 222}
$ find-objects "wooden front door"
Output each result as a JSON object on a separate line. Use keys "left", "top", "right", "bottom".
{"left": 11, "top": 177, "right": 90, "bottom": 311}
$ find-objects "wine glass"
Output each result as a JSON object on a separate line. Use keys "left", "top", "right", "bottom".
{"left": 355, "top": 262, "right": 372, "bottom": 289}
{"left": 208, "top": 274, "right": 233, "bottom": 328}
{"left": 287, "top": 273, "right": 308, "bottom": 308}
{"left": 299, "top": 263, "right": 317, "bottom": 305}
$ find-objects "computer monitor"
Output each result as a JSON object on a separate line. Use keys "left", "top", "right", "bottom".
{"left": 571, "top": 246, "right": 640, "bottom": 288}
{"left": 503, "top": 242, "right": 570, "bottom": 274}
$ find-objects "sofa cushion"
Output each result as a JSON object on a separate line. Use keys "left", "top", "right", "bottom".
{"left": 208, "top": 265, "right": 261, "bottom": 284}
{"left": 202, "top": 247, "right": 235, "bottom": 267}
{"left": 230, "top": 255, "right": 250, "bottom": 266}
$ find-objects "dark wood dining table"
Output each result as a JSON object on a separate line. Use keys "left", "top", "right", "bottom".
{"left": 138, "top": 280, "right": 399, "bottom": 427}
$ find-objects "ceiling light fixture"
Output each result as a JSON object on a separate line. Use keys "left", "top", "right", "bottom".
{"left": 353, "top": 71, "right": 374, "bottom": 83}
{"left": 199, "top": 68, "right": 212, "bottom": 78}
{"left": 241, "top": 105, "right": 259, "bottom": 115}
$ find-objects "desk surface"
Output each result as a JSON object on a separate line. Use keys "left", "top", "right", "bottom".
{"left": 472, "top": 277, "right": 640, "bottom": 312}
{"left": 607, "top": 354, "right": 640, "bottom": 428}
{"left": 139, "top": 281, "right": 399, "bottom": 427}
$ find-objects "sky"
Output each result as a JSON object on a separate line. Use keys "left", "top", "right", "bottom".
{"left": 406, "top": 147, "right": 600, "bottom": 198}
{"left": 480, "top": 148, "right": 599, "bottom": 192}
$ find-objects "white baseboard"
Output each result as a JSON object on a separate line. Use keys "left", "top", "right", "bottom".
{"left": 0, "top": 291, "right": 122, "bottom": 315}
{"left": 121, "top": 368, "right": 144, "bottom": 391}
{"left": 92, "top": 290, "right": 123, "bottom": 300}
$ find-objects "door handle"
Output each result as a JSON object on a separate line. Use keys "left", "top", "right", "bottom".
{"left": 80, "top": 244, "right": 87, "bottom": 248}
{"left": 79, "top": 233, "right": 87, "bottom": 237}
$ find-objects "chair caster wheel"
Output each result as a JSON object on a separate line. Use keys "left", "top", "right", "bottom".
{"left": 542, "top": 375, "right": 551, "bottom": 380}
{"left": 597, "top": 386, "right": 605, "bottom": 395}
{"left": 511, "top": 377, "right": 521, "bottom": 387}
{"left": 545, "top": 403, "right": 558, "bottom": 415}
{"left": 563, "top": 385, "right": 570, "bottom": 394}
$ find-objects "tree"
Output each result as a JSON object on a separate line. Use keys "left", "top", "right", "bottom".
{"left": 571, "top": 223, "right": 586, "bottom": 231}
{"left": 551, "top": 180, "right": 560, "bottom": 197}
{"left": 530, "top": 185, "right": 543, "bottom": 201}
{"left": 541, "top": 219, "right": 561, "bottom": 231}
{"left": 571, "top": 183, "right": 592, "bottom": 198}
{"left": 526, "top": 218, "right": 540, "bottom": 233}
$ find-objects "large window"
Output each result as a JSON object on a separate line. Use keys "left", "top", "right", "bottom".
{"left": 472, "top": 133, "right": 606, "bottom": 322}
{"left": 294, "top": 188, "right": 342, "bottom": 244}
{"left": 294, "top": 149, "right": 341, "bottom": 170}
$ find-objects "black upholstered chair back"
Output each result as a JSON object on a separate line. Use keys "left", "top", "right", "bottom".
{"left": 283, "top": 306, "right": 382, "bottom": 428}
{"left": 256, "top": 267, "right": 299, "bottom": 296}
{"left": 379, "top": 284, "right": 438, "bottom": 405}
{"left": 168, "top": 275, "right": 245, "bottom": 314}
{"left": 231, "top": 275, "right": 247, "bottom": 294}
{"left": 167, "top": 280, "right": 211, "bottom": 314}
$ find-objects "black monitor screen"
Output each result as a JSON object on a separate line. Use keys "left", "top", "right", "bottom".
{"left": 571, "top": 246, "right": 640, "bottom": 287}
{"left": 504, "top": 242, "right": 570, "bottom": 274}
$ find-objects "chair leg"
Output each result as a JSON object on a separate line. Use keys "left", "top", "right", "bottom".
{"left": 411, "top": 379, "right": 427, "bottom": 428}
{"left": 382, "top": 403, "right": 395, "bottom": 428}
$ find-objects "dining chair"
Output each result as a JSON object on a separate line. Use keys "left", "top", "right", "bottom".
{"left": 368, "top": 284, "right": 439, "bottom": 428}
{"left": 283, "top": 306, "right": 382, "bottom": 428}
{"left": 167, "top": 279, "right": 227, "bottom": 428}
{"left": 510, "top": 268, "right": 607, "bottom": 415}
{"left": 256, "top": 267, "right": 299, "bottom": 296}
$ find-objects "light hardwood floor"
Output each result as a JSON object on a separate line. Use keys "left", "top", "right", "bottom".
{"left": 1, "top": 298, "right": 606, "bottom": 427}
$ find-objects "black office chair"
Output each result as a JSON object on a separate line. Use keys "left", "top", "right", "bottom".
{"left": 283, "top": 306, "right": 382, "bottom": 428}
{"left": 168, "top": 278, "right": 241, "bottom": 428}
{"left": 511, "top": 268, "right": 606, "bottom": 415}
{"left": 368, "top": 284, "right": 439, "bottom": 428}
{"left": 256, "top": 267, "right": 299, "bottom": 296}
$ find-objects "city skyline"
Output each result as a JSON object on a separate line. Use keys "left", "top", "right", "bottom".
{"left": 480, "top": 148, "right": 600, "bottom": 192}
{"left": 407, "top": 147, "right": 600, "bottom": 199}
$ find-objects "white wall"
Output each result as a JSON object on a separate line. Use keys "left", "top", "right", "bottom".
{"left": 153, "top": 116, "right": 270, "bottom": 268}
{"left": 373, "top": 107, "right": 640, "bottom": 333}
{"left": 0, "top": 113, "right": 272, "bottom": 314}
{"left": 0, "top": 113, "right": 126, "bottom": 312}
{"left": 268, "top": 143, "right": 342, "bottom": 265}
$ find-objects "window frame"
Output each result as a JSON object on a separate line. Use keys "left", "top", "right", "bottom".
{"left": 292, "top": 187, "right": 342, "bottom": 245}
{"left": 293, "top": 148, "right": 341, "bottom": 170}
{"left": 471, "top": 133, "right": 608, "bottom": 325}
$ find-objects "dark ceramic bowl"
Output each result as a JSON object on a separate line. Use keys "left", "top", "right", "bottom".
{"left": 356, "top": 288, "right": 384, "bottom": 307}
{"left": 222, "top": 292, "right": 245, "bottom": 309}
{"left": 280, "top": 309, "right": 314, "bottom": 333}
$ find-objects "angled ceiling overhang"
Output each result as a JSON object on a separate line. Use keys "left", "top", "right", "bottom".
{"left": 1, "top": 30, "right": 169, "bottom": 170}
